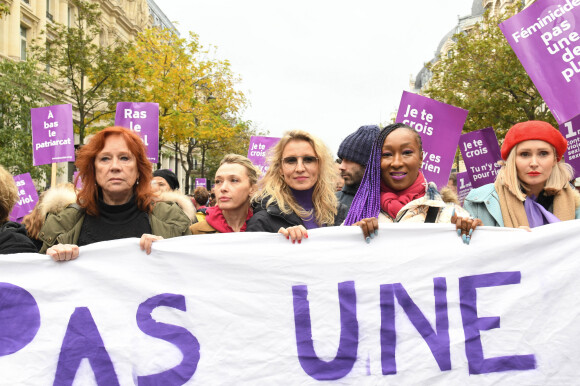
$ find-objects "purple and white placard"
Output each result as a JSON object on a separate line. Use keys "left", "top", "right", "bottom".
{"left": 115, "top": 102, "right": 159, "bottom": 163}
{"left": 458, "top": 127, "right": 502, "bottom": 188}
{"left": 560, "top": 115, "right": 580, "bottom": 179}
{"left": 195, "top": 178, "right": 207, "bottom": 189}
{"left": 456, "top": 171, "right": 473, "bottom": 206}
{"left": 31, "top": 104, "right": 74, "bottom": 166}
{"left": 396, "top": 91, "right": 469, "bottom": 188}
{"left": 8, "top": 173, "right": 38, "bottom": 222}
{"left": 499, "top": 0, "right": 580, "bottom": 124}
{"left": 247, "top": 136, "right": 281, "bottom": 176}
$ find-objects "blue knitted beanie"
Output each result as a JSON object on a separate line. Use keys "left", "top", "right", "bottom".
{"left": 337, "top": 125, "right": 381, "bottom": 166}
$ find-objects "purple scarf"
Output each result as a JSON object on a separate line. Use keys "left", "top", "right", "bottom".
{"left": 524, "top": 196, "right": 561, "bottom": 228}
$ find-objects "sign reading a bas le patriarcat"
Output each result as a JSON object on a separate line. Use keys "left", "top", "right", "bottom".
{"left": 31, "top": 104, "right": 75, "bottom": 166}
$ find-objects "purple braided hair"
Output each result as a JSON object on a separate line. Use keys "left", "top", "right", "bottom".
{"left": 343, "top": 123, "right": 421, "bottom": 225}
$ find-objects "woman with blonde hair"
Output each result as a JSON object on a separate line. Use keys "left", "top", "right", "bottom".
{"left": 190, "top": 154, "right": 258, "bottom": 234}
{"left": 247, "top": 130, "right": 347, "bottom": 242}
{"left": 464, "top": 121, "right": 580, "bottom": 228}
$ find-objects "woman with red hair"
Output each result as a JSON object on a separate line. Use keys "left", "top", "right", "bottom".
{"left": 39, "top": 127, "right": 192, "bottom": 260}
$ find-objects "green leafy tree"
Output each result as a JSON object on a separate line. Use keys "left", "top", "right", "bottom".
{"left": 0, "top": 59, "right": 51, "bottom": 182}
{"left": 424, "top": 6, "right": 555, "bottom": 140}
{"left": 0, "top": 3, "right": 10, "bottom": 17}
{"left": 31, "top": 0, "right": 131, "bottom": 145}
{"left": 117, "top": 27, "right": 252, "bottom": 192}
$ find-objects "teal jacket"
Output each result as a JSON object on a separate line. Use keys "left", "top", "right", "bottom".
{"left": 464, "top": 183, "right": 580, "bottom": 227}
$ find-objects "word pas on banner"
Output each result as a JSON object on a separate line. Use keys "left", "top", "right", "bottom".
{"left": 499, "top": 0, "right": 580, "bottom": 123}
{"left": 1, "top": 223, "right": 580, "bottom": 384}
{"left": 396, "top": 91, "right": 468, "bottom": 188}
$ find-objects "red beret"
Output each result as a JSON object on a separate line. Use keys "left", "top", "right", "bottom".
{"left": 501, "top": 121, "right": 567, "bottom": 161}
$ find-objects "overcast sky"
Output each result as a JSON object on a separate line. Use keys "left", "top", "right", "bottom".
{"left": 161, "top": 0, "right": 475, "bottom": 157}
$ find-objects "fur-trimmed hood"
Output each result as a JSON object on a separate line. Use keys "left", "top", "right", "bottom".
{"left": 40, "top": 186, "right": 77, "bottom": 218}
{"left": 155, "top": 191, "right": 197, "bottom": 223}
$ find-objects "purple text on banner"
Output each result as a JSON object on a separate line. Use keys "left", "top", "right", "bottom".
{"left": 31, "top": 104, "right": 75, "bottom": 166}
{"left": 9, "top": 173, "right": 38, "bottom": 222}
{"left": 560, "top": 115, "right": 580, "bottom": 179}
{"left": 115, "top": 102, "right": 159, "bottom": 163}
{"left": 395, "top": 91, "right": 468, "bottom": 189}
{"left": 247, "top": 136, "right": 281, "bottom": 176}
{"left": 499, "top": 0, "right": 580, "bottom": 124}
{"left": 458, "top": 127, "right": 502, "bottom": 188}
{"left": 456, "top": 172, "right": 473, "bottom": 206}
{"left": 195, "top": 178, "right": 207, "bottom": 189}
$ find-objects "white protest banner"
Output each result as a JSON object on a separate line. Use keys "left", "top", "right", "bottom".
{"left": 1, "top": 222, "right": 580, "bottom": 384}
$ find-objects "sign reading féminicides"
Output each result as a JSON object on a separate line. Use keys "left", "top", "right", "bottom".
{"left": 247, "top": 136, "right": 280, "bottom": 175}
{"left": 458, "top": 127, "right": 502, "bottom": 188}
{"left": 499, "top": 0, "right": 580, "bottom": 124}
{"left": 560, "top": 115, "right": 580, "bottom": 179}
{"left": 8, "top": 173, "right": 38, "bottom": 222}
{"left": 115, "top": 102, "right": 159, "bottom": 163}
{"left": 395, "top": 92, "right": 469, "bottom": 188}
{"left": 31, "top": 104, "right": 74, "bottom": 166}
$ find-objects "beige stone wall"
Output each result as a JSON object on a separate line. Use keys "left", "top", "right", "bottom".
{"left": 0, "top": 0, "right": 151, "bottom": 61}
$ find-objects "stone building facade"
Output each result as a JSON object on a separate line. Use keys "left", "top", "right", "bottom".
{"left": 0, "top": 0, "right": 194, "bottom": 189}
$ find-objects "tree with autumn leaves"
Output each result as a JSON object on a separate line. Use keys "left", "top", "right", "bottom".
{"left": 423, "top": 5, "right": 556, "bottom": 140}
{"left": 113, "top": 27, "right": 254, "bottom": 193}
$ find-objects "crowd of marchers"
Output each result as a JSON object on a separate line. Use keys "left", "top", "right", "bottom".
{"left": 1, "top": 120, "right": 579, "bottom": 258}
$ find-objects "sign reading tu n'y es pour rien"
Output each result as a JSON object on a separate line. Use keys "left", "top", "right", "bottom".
{"left": 247, "top": 136, "right": 281, "bottom": 176}
{"left": 560, "top": 115, "right": 580, "bottom": 179}
{"left": 458, "top": 127, "right": 502, "bottom": 188}
{"left": 114, "top": 102, "right": 159, "bottom": 163}
{"left": 395, "top": 91, "right": 469, "bottom": 189}
{"left": 499, "top": 0, "right": 580, "bottom": 124}
{"left": 31, "top": 104, "right": 75, "bottom": 166}
{"left": 8, "top": 173, "right": 38, "bottom": 222}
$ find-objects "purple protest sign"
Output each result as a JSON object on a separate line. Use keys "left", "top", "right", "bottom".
{"left": 560, "top": 115, "right": 580, "bottom": 179}
{"left": 9, "top": 173, "right": 38, "bottom": 222}
{"left": 456, "top": 171, "right": 473, "bottom": 206}
{"left": 73, "top": 171, "right": 83, "bottom": 190}
{"left": 247, "top": 136, "right": 281, "bottom": 176}
{"left": 31, "top": 104, "right": 75, "bottom": 166}
{"left": 195, "top": 178, "right": 207, "bottom": 189}
{"left": 396, "top": 91, "right": 469, "bottom": 188}
{"left": 499, "top": 0, "right": 580, "bottom": 124}
{"left": 458, "top": 127, "right": 502, "bottom": 188}
{"left": 115, "top": 102, "right": 159, "bottom": 163}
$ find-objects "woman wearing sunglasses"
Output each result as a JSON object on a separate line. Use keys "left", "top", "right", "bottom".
{"left": 247, "top": 130, "right": 347, "bottom": 242}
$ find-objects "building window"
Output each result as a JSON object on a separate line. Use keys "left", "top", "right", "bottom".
{"left": 46, "top": 0, "right": 54, "bottom": 21}
{"left": 67, "top": 5, "right": 72, "bottom": 27}
{"left": 20, "top": 27, "right": 28, "bottom": 61}
{"left": 22, "top": 0, "right": 30, "bottom": 4}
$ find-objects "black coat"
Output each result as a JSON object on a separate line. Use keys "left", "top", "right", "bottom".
{"left": 246, "top": 197, "right": 348, "bottom": 233}
{"left": 0, "top": 221, "right": 38, "bottom": 254}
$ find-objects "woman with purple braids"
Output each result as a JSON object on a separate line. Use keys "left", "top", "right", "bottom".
{"left": 343, "top": 123, "right": 481, "bottom": 244}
